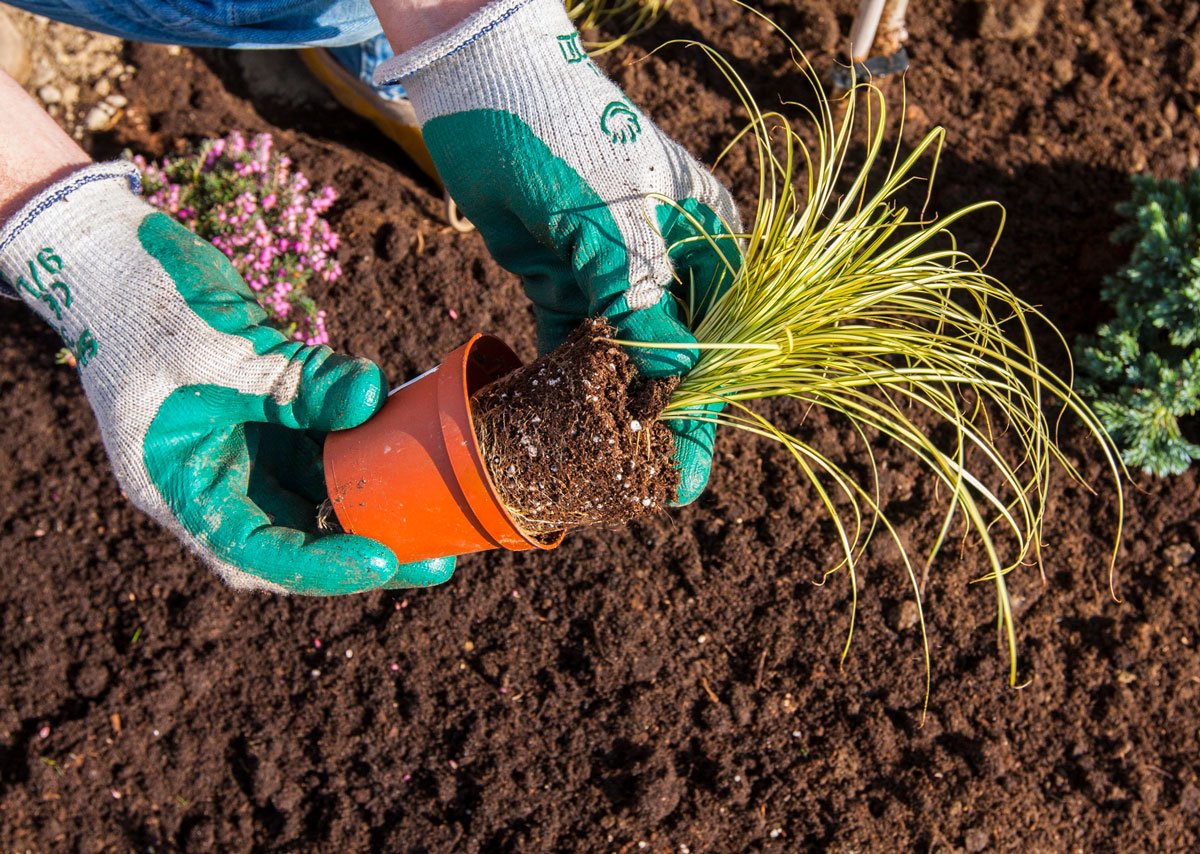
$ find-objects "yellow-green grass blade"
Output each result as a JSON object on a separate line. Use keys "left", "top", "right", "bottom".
{"left": 626, "top": 24, "right": 1126, "bottom": 706}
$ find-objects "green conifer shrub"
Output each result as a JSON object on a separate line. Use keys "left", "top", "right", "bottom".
{"left": 1077, "top": 171, "right": 1200, "bottom": 476}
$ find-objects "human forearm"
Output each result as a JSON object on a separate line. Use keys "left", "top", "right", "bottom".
{"left": 369, "top": 0, "right": 491, "bottom": 55}
{"left": 0, "top": 71, "right": 91, "bottom": 224}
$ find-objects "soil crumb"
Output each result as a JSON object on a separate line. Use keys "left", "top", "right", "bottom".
{"left": 471, "top": 317, "right": 679, "bottom": 536}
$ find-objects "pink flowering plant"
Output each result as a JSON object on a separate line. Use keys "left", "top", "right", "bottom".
{"left": 132, "top": 131, "right": 340, "bottom": 346}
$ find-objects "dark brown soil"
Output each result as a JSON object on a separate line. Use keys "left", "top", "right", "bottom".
{"left": 2, "top": 1, "right": 1200, "bottom": 851}
{"left": 472, "top": 318, "right": 678, "bottom": 536}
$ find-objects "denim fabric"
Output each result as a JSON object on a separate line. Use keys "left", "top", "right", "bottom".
{"left": 6, "top": 0, "right": 404, "bottom": 96}
{"left": 326, "top": 33, "right": 406, "bottom": 101}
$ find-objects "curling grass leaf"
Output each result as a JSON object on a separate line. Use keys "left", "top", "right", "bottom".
{"left": 625, "top": 20, "right": 1124, "bottom": 710}
{"left": 565, "top": 0, "right": 671, "bottom": 53}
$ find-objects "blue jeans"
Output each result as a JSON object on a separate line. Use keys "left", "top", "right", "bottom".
{"left": 5, "top": 0, "right": 406, "bottom": 99}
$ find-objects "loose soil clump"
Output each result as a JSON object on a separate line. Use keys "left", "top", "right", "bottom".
{"left": 471, "top": 317, "right": 679, "bottom": 536}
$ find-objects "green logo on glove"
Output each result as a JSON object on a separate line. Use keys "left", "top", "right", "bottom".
{"left": 600, "top": 100, "right": 642, "bottom": 144}
{"left": 557, "top": 33, "right": 587, "bottom": 63}
{"left": 15, "top": 246, "right": 100, "bottom": 367}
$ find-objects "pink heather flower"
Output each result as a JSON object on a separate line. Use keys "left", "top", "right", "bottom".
{"left": 134, "top": 131, "right": 342, "bottom": 343}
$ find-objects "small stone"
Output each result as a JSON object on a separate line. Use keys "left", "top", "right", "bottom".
{"left": 1180, "top": 783, "right": 1200, "bottom": 815}
{"left": 977, "top": 0, "right": 1045, "bottom": 41}
{"left": 37, "top": 85, "right": 62, "bottom": 105}
{"left": 904, "top": 103, "right": 929, "bottom": 127}
{"left": 1051, "top": 57, "right": 1074, "bottom": 86}
{"left": 1116, "top": 670, "right": 1137, "bottom": 685}
{"left": 890, "top": 600, "right": 921, "bottom": 632}
{"left": 105, "top": 94, "right": 128, "bottom": 109}
{"left": 84, "top": 105, "right": 115, "bottom": 132}
{"left": 1164, "top": 542, "right": 1195, "bottom": 567}
{"left": 94, "top": 78, "right": 111, "bottom": 97}
{"left": 30, "top": 62, "right": 54, "bottom": 89}
{"left": 964, "top": 828, "right": 990, "bottom": 853}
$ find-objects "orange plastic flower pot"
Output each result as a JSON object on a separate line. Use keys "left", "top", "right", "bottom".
{"left": 323, "top": 334, "right": 565, "bottom": 563}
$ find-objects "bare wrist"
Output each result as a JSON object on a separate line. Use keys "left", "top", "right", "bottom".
{"left": 0, "top": 73, "right": 91, "bottom": 224}
{"left": 370, "top": 0, "right": 493, "bottom": 55}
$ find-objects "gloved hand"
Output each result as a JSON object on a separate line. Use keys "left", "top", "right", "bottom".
{"left": 0, "top": 163, "right": 454, "bottom": 594}
{"left": 375, "top": 0, "right": 743, "bottom": 505}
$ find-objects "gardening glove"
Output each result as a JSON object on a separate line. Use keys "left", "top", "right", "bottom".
{"left": 0, "top": 162, "right": 455, "bottom": 594}
{"left": 375, "top": 0, "right": 743, "bottom": 506}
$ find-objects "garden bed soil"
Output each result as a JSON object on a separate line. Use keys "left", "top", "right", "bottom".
{"left": 2, "top": 1, "right": 1200, "bottom": 850}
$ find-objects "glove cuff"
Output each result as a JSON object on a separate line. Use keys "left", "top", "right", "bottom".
{"left": 374, "top": 0, "right": 588, "bottom": 127}
{"left": 0, "top": 161, "right": 142, "bottom": 300}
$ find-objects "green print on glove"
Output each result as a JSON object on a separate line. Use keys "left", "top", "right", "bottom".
{"left": 135, "top": 213, "right": 455, "bottom": 593}
{"left": 16, "top": 248, "right": 71, "bottom": 320}
{"left": 557, "top": 33, "right": 587, "bottom": 63}
{"left": 600, "top": 100, "right": 641, "bottom": 144}
{"left": 16, "top": 246, "right": 101, "bottom": 367}
{"left": 424, "top": 109, "right": 740, "bottom": 505}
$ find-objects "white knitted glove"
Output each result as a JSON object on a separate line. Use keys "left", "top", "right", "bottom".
{"left": 0, "top": 163, "right": 455, "bottom": 594}
{"left": 375, "top": 0, "right": 742, "bottom": 505}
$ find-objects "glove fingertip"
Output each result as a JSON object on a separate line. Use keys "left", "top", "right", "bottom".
{"left": 666, "top": 419, "right": 717, "bottom": 507}
{"left": 671, "top": 462, "right": 711, "bottom": 507}
{"left": 315, "top": 534, "right": 400, "bottom": 593}
{"left": 309, "top": 355, "right": 388, "bottom": 432}
{"left": 385, "top": 556, "right": 458, "bottom": 589}
{"left": 235, "top": 531, "right": 400, "bottom": 595}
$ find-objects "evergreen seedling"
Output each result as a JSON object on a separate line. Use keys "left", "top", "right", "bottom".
{"left": 1076, "top": 171, "right": 1200, "bottom": 476}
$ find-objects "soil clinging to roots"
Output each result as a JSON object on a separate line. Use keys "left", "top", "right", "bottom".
{"left": 471, "top": 318, "right": 680, "bottom": 537}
